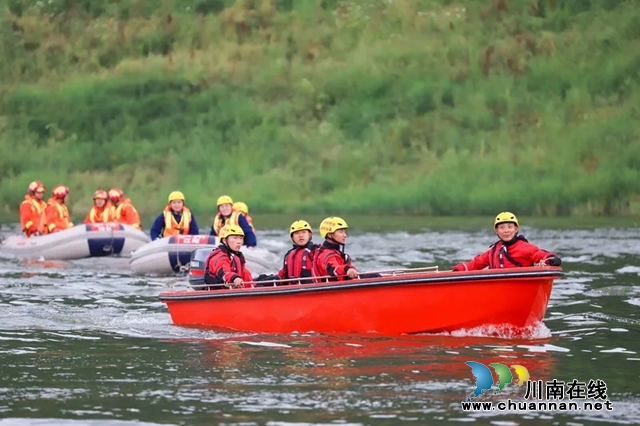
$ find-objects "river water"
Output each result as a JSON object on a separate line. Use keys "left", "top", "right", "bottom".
{"left": 1, "top": 219, "right": 639, "bottom": 425}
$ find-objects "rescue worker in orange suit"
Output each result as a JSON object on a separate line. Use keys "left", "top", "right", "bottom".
{"left": 203, "top": 225, "right": 253, "bottom": 290}
{"left": 39, "top": 185, "right": 74, "bottom": 234}
{"left": 83, "top": 189, "right": 111, "bottom": 224}
{"left": 108, "top": 187, "right": 142, "bottom": 230}
{"left": 256, "top": 220, "right": 318, "bottom": 286}
{"left": 149, "top": 191, "right": 200, "bottom": 240}
{"left": 209, "top": 195, "right": 257, "bottom": 247}
{"left": 233, "top": 201, "right": 255, "bottom": 232}
{"left": 20, "top": 180, "right": 47, "bottom": 237}
{"left": 452, "top": 212, "right": 562, "bottom": 271}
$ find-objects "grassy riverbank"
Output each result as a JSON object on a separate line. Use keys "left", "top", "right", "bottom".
{"left": 0, "top": 0, "right": 639, "bottom": 217}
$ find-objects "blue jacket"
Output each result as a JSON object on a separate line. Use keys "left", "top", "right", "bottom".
{"left": 150, "top": 211, "right": 200, "bottom": 240}
{"left": 209, "top": 213, "right": 257, "bottom": 247}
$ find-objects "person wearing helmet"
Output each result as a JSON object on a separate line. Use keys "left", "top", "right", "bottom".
{"left": 209, "top": 195, "right": 257, "bottom": 247}
{"left": 20, "top": 180, "right": 47, "bottom": 237}
{"left": 39, "top": 185, "right": 73, "bottom": 234}
{"left": 203, "top": 225, "right": 253, "bottom": 290}
{"left": 149, "top": 191, "right": 200, "bottom": 240}
{"left": 108, "top": 187, "right": 142, "bottom": 230}
{"left": 312, "top": 216, "right": 360, "bottom": 282}
{"left": 233, "top": 202, "right": 255, "bottom": 232}
{"left": 256, "top": 220, "right": 318, "bottom": 286}
{"left": 83, "top": 189, "right": 111, "bottom": 224}
{"left": 452, "top": 211, "right": 562, "bottom": 271}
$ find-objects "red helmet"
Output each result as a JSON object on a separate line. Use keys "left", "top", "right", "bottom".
{"left": 93, "top": 189, "right": 108, "bottom": 200}
{"left": 28, "top": 180, "right": 46, "bottom": 194}
{"left": 108, "top": 188, "right": 124, "bottom": 202}
{"left": 52, "top": 184, "right": 70, "bottom": 199}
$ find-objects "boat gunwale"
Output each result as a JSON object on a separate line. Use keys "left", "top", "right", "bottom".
{"left": 159, "top": 267, "right": 563, "bottom": 301}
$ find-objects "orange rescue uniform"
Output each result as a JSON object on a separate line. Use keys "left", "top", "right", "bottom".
{"left": 40, "top": 198, "right": 73, "bottom": 234}
{"left": 110, "top": 198, "right": 142, "bottom": 229}
{"left": 20, "top": 195, "right": 46, "bottom": 237}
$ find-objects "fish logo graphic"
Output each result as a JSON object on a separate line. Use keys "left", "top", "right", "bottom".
{"left": 464, "top": 362, "right": 530, "bottom": 400}
{"left": 489, "top": 363, "right": 513, "bottom": 393}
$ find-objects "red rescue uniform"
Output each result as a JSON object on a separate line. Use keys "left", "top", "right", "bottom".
{"left": 276, "top": 242, "right": 317, "bottom": 284}
{"left": 455, "top": 235, "right": 557, "bottom": 271}
{"left": 204, "top": 244, "right": 253, "bottom": 289}
{"left": 312, "top": 241, "right": 357, "bottom": 283}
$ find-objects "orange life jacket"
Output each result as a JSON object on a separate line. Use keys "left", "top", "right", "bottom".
{"left": 110, "top": 198, "right": 142, "bottom": 229}
{"left": 212, "top": 211, "right": 241, "bottom": 236}
{"left": 39, "top": 198, "right": 73, "bottom": 234}
{"left": 20, "top": 195, "right": 46, "bottom": 237}
{"left": 162, "top": 206, "right": 192, "bottom": 237}
{"left": 84, "top": 205, "right": 111, "bottom": 224}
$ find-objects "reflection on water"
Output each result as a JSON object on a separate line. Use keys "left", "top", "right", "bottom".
{"left": 1, "top": 223, "right": 640, "bottom": 424}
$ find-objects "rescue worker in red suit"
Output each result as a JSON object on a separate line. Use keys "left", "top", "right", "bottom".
{"left": 39, "top": 185, "right": 74, "bottom": 234}
{"left": 83, "top": 189, "right": 111, "bottom": 224}
{"left": 452, "top": 212, "right": 562, "bottom": 271}
{"left": 312, "top": 217, "right": 360, "bottom": 282}
{"left": 256, "top": 220, "right": 317, "bottom": 286}
{"left": 203, "top": 225, "right": 253, "bottom": 290}
{"left": 20, "top": 180, "right": 47, "bottom": 237}
{"left": 149, "top": 191, "right": 200, "bottom": 240}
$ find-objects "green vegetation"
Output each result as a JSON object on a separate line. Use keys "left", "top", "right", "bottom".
{"left": 0, "top": 0, "right": 639, "bottom": 217}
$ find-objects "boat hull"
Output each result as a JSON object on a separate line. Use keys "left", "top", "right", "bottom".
{"left": 159, "top": 267, "right": 562, "bottom": 335}
{"left": 129, "top": 236, "right": 280, "bottom": 275}
{"left": 0, "top": 223, "right": 150, "bottom": 260}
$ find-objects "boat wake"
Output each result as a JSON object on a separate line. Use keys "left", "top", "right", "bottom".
{"left": 434, "top": 321, "right": 552, "bottom": 340}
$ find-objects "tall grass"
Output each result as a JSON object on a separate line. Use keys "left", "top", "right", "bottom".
{"left": 0, "top": 0, "right": 639, "bottom": 217}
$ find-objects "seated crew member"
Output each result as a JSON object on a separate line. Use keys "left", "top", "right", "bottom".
{"left": 209, "top": 195, "right": 257, "bottom": 247}
{"left": 20, "top": 180, "right": 47, "bottom": 237}
{"left": 83, "top": 189, "right": 111, "bottom": 224}
{"left": 256, "top": 220, "right": 318, "bottom": 286}
{"left": 108, "top": 187, "right": 142, "bottom": 230}
{"left": 451, "top": 211, "right": 562, "bottom": 271}
{"left": 40, "top": 185, "right": 73, "bottom": 234}
{"left": 149, "top": 191, "right": 200, "bottom": 240}
{"left": 233, "top": 201, "right": 254, "bottom": 232}
{"left": 203, "top": 225, "right": 253, "bottom": 290}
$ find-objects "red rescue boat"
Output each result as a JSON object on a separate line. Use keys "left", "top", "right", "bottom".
{"left": 158, "top": 266, "right": 563, "bottom": 335}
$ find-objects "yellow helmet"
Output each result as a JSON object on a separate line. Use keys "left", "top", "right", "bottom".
{"left": 219, "top": 224, "right": 245, "bottom": 240}
{"left": 233, "top": 201, "right": 249, "bottom": 215}
{"left": 289, "top": 220, "right": 312, "bottom": 236}
{"left": 168, "top": 191, "right": 185, "bottom": 203}
{"left": 494, "top": 211, "right": 519, "bottom": 228}
{"left": 217, "top": 195, "right": 233, "bottom": 206}
{"left": 319, "top": 216, "right": 348, "bottom": 239}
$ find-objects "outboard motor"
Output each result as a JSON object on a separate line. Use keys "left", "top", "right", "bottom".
{"left": 188, "top": 248, "right": 212, "bottom": 287}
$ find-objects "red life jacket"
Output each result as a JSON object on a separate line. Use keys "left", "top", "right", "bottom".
{"left": 312, "top": 241, "right": 356, "bottom": 283}
{"left": 204, "top": 244, "right": 253, "bottom": 289}
{"left": 276, "top": 242, "right": 317, "bottom": 284}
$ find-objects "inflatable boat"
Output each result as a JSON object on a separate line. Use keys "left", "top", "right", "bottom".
{"left": 129, "top": 235, "right": 280, "bottom": 275}
{"left": 0, "top": 223, "right": 151, "bottom": 260}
